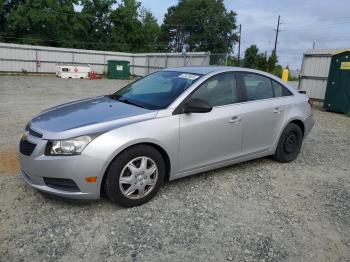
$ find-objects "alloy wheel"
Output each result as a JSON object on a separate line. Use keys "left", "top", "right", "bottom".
{"left": 283, "top": 132, "right": 298, "bottom": 154}
{"left": 119, "top": 156, "right": 158, "bottom": 199}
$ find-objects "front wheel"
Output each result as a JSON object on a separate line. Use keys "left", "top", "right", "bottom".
{"left": 273, "top": 123, "right": 303, "bottom": 163}
{"left": 103, "top": 145, "right": 165, "bottom": 207}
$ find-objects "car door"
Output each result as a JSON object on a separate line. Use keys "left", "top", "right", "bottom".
{"left": 178, "top": 72, "right": 244, "bottom": 173}
{"left": 238, "top": 72, "right": 290, "bottom": 155}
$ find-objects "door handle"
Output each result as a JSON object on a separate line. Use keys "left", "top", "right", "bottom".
{"left": 229, "top": 116, "right": 242, "bottom": 124}
{"left": 273, "top": 107, "right": 282, "bottom": 114}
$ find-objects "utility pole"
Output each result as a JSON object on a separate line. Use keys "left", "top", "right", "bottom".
{"left": 237, "top": 24, "right": 241, "bottom": 67}
{"left": 273, "top": 15, "right": 281, "bottom": 55}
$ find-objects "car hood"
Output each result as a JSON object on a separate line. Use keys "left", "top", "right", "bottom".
{"left": 30, "top": 96, "right": 156, "bottom": 139}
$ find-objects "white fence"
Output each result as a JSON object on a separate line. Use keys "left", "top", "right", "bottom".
{"left": 0, "top": 42, "right": 210, "bottom": 76}
{"left": 299, "top": 48, "right": 349, "bottom": 100}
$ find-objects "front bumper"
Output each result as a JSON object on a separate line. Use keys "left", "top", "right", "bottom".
{"left": 18, "top": 133, "right": 106, "bottom": 200}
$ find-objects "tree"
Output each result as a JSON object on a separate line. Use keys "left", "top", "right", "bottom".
{"left": 243, "top": 44, "right": 283, "bottom": 77}
{"left": 109, "top": 0, "right": 161, "bottom": 52}
{"left": 3, "top": 0, "right": 83, "bottom": 47}
{"left": 1, "top": 0, "right": 238, "bottom": 54}
{"left": 77, "top": 0, "right": 116, "bottom": 50}
{"left": 160, "top": 0, "right": 237, "bottom": 53}
{"left": 255, "top": 52, "right": 268, "bottom": 71}
{"left": 139, "top": 8, "right": 161, "bottom": 52}
{"left": 0, "top": 0, "right": 25, "bottom": 36}
{"left": 0, "top": 0, "right": 6, "bottom": 33}
{"left": 243, "top": 45, "right": 259, "bottom": 68}
{"left": 267, "top": 52, "right": 278, "bottom": 72}
{"left": 109, "top": 0, "right": 144, "bottom": 51}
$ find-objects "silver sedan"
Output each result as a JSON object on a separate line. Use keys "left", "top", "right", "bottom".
{"left": 19, "top": 67, "right": 314, "bottom": 207}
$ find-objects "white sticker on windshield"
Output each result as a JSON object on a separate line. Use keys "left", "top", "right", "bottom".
{"left": 178, "top": 73, "right": 199, "bottom": 80}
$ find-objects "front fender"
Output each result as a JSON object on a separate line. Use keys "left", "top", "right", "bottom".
{"left": 82, "top": 115, "right": 180, "bottom": 185}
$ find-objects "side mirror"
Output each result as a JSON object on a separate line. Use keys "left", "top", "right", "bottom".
{"left": 183, "top": 98, "right": 212, "bottom": 113}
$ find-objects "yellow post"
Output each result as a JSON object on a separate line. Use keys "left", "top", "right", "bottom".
{"left": 282, "top": 68, "right": 289, "bottom": 82}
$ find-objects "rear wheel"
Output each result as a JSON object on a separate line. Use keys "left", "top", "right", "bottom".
{"left": 104, "top": 145, "right": 165, "bottom": 207}
{"left": 273, "top": 123, "right": 303, "bottom": 163}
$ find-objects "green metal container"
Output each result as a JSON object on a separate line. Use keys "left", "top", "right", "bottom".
{"left": 324, "top": 50, "right": 350, "bottom": 113}
{"left": 107, "top": 60, "right": 130, "bottom": 79}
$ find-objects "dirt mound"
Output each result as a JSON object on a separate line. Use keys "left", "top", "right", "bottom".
{"left": 0, "top": 149, "right": 19, "bottom": 174}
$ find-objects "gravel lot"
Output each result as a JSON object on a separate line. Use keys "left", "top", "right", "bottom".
{"left": 0, "top": 76, "right": 350, "bottom": 262}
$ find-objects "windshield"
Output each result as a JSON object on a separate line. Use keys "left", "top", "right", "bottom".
{"left": 111, "top": 71, "right": 201, "bottom": 110}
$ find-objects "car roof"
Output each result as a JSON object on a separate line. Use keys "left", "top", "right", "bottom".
{"left": 162, "top": 66, "right": 297, "bottom": 94}
{"left": 162, "top": 66, "right": 237, "bottom": 75}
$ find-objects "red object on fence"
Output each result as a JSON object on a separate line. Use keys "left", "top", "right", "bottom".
{"left": 90, "top": 70, "right": 95, "bottom": 80}
{"left": 89, "top": 70, "right": 101, "bottom": 80}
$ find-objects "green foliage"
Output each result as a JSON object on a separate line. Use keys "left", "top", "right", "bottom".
{"left": 0, "top": 0, "right": 239, "bottom": 56}
{"left": 267, "top": 53, "right": 278, "bottom": 72}
{"left": 271, "top": 64, "right": 283, "bottom": 78}
{"left": 4, "top": 0, "right": 79, "bottom": 46}
{"left": 0, "top": 0, "right": 6, "bottom": 33}
{"left": 243, "top": 44, "right": 283, "bottom": 77}
{"left": 243, "top": 45, "right": 259, "bottom": 68}
{"left": 76, "top": 0, "right": 116, "bottom": 50}
{"left": 160, "top": 0, "right": 238, "bottom": 53}
{"left": 288, "top": 75, "right": 299, "bottom": 81}
{"left": 140, "top": 9, "right": 161, "bottom": 52}
{"left": 0, "top": 0, "right": 236, "bottom": 53}
{"left": 0, "top": 0, "right": 160, "bottom": 52}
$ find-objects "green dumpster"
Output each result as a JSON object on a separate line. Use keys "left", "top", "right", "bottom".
{"left": 107, "top": 60, "right": 130, "bottom": 79}
{"left": 324, "top": 50, "right": 350, "bottom": 113}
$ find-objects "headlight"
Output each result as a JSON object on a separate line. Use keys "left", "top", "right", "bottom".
{"left": 46, "top": 135, "right": 92, "bottom": 155}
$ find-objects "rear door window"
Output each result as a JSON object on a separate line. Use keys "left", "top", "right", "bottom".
{"left": 242, "top": 73, "right": 274, "bottom": 101}
{"left": 272, "top": 81, "right": 293, "bottom": 97}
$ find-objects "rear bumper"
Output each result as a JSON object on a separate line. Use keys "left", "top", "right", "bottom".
{"left": 303, "top": 114, "right": 315, "bottom": 139}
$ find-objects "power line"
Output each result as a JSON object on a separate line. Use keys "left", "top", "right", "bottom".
{"left": 0, "top": 35, "right": 167, "bottom": 47}
{"left": 283, "top": 17, "right": 350, "bottom": 26}
{"left": 13, "top": 6, "right": 85, "bottom": 16}
{"left": 0, "top": 35, "right": 235, "bottom": 48}
{"left": 283, "top": 21, "right": 350, "bottom": 29}
{"left": 241, "top": 38, "right": 251, "bottom": 47}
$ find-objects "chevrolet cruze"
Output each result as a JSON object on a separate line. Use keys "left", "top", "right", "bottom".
{"left": 19, "top": 67, "right": 314, "bottom": 207}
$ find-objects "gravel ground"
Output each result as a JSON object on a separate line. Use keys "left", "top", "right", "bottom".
{"left": 0, "top": 76, "right": 350, "bottom": 262}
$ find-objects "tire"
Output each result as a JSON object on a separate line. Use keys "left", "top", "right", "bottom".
{"left": 273, "top": 123, "right": 303, "bottom": 163}
{"left": 103, "top": 145, "right": 165, "bottom": 207}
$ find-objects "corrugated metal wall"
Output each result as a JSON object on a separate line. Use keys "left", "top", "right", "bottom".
{"left": 299, "top": 48, "right": 349, "bottom": 100}
{"left": 0, "top": 42, "right": 210, "bottom": 76}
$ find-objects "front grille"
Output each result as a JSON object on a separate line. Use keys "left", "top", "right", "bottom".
{"left": 25, "top": 124, "right": 43, "bottom": 138}
{"left": 19, "top": 139, "right": 36, "bottom": 156}
{"left": 43, "top": 177, "right": 80, "bottom": 192}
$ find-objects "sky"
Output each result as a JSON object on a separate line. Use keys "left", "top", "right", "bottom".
{"left": 140, "top": 0, "right": 350, "bottom": 70}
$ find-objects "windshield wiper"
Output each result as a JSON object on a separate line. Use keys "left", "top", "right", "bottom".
{"left": 112, "top": 96, "right": 146, "bottom": 109}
